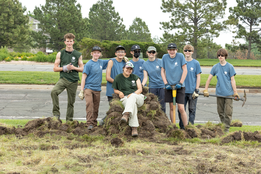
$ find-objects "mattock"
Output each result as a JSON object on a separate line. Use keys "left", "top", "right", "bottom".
{"left": 199, "top": 90, "right": 247, "bottom": 107}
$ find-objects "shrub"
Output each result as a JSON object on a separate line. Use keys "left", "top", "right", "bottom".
{"left": 4, "top": 57, "right": 12, "bottom": 62}
{"left": 9, "top": 52, "right": 18, "bottom": 57}
{"left": 47, "top": 53, "right": 56, "bottom": 63}
{"left": 0, "top": 52, "right": 9, "bottom": 61}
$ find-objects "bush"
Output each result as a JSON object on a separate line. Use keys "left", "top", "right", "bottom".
{"left": 47, "top": 53, "right": 56, "bottom": 63}
{"left": 4, "top": 57, "right": 12, "bottom": 62}
{"left": 0, "top": 52, "right": 9, "bottom": 61}
{"left": 9, "top": 52, "right": 18, "bottom": 57}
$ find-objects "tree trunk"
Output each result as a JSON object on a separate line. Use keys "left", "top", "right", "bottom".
{"left": 247, "top": 37, "right": 251, "bottom": 59}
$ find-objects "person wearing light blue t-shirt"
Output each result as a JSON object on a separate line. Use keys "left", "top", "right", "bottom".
{"left": 106, "top": 45, "right": 129, "bottom": 102}
{"left": 161, "top": 43, "right": 188, "bottom": 127}
{"left": 78, "top": 46, "right": 108, "bottom": 130}
{"left": 204, "top": 48, "right": 239, "bottom": 132}
{"left": 130, "top": 44, "right": 145, "bottom": 82}
{"left": 142, "top": 46, "right": 165, "bottom": 112}
{"left": 178, "top": 45, "right": 202, "bottom": 129}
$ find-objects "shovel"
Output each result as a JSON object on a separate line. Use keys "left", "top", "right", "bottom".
{"left": 199, "top": 90, "right": 247, "bottom": 107}
{"left": 171, "top": 85, "right": 177, "bottom": 123}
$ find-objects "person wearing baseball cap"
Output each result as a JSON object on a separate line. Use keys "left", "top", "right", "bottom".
{"left": 130, "top": 44, "right": 145, "bottom": 83}
{"left": 161, "top": 43, "right": 188, "bottom": 128}
{"left": 106, "top": 45, "right": 129, "bottom": 102}
{"left": 142, "top": 46, "right": 165, "bottom": 112}
{"left": 112, "top": 61, "right": 144, "bottom": 137}
{"left": 78, "top": 46, "right": 109, "bottom": 130}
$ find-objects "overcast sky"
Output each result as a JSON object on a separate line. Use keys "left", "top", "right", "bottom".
{"left": 19, "top": 0, "right": 241, "bottom": 47}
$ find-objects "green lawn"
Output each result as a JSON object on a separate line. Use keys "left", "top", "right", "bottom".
{"left": 1, "top": 71, "right": 261, "bottom": 88}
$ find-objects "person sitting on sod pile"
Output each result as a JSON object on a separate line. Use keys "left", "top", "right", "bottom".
{"left": 203, "top": 48, "right": 239, "bottom": 133}
{"left": 112, "top": 62, "right": 144, "bottom": 137}
{"left": 78, "top": 46, "right": 108, "bottom": 130}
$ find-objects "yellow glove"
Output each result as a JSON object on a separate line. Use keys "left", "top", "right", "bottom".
{"left": 203, "top": 90, "right": 209, "bottom": 97}
{"left": 78, "top": 90, "right": 84, "bottom": 100}
{"left": 233, "top": 92, "right": 240, "bottom": 101}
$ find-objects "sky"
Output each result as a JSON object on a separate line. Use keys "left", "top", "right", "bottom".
{"left": 19, "top": 0, "right": 241, "bottom": 47}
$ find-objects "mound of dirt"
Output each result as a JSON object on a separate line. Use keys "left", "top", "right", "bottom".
{"left": 230, "top": 120, "right": 243, "bottom": 127}
{"left": 221, "top": 131, "right": 261, "bottom": 144}
{"left": 104, "top": 92, "right": 171, "bottom": 138}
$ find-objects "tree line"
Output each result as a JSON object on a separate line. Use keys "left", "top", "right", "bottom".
{"left": 1, "top": 0, "right": 261, "bottom": 59}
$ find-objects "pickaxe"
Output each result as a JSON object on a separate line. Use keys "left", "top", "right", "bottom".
{"left": 199, "top": 90, "right": 247, "bottom": 107}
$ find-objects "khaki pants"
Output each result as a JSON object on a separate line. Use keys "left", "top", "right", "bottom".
{"left": 84, "top": 89, "right": 100, "bottom": 126}
{"left": 217, "top": 96, "right": 233, "bottom": 129}
{"left": 121, "top": 94, "right": 144, "bottom": 127}
{"left": 51, "top": 78, "right": 78, "bottom": 121}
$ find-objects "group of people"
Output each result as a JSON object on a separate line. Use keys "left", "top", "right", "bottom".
{"left": 51, "top": 33, "right": 240, "bottom": 137}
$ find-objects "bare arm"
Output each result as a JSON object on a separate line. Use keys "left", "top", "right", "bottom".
{"left": 180, "top": 64, "right": 187, "bottom": 84}
{"left": 114, "top": 89, "right": 124, "bottom": 98}
{"left": 196, "top": 73, "right": 201, "bottom": 89}
{"left": 106, "top": 60, "right": 114, "bottom": 83}
{"left": 161, "top": 67, "right": 168, "bottom": 85}
{"left": 142, "top": 70, "right": 148, "bottom": 86}
{"left": 53, "top": 52, "right": 62, "bottom": 72}
{"left": 231, "top": 76, "right": 237, "bottom": 94}
{"left": 204, "top": 74, "right": 213, "bottom": 90}
{"left": 134, "top": 78, "right": 142, "bottom": 95}
{"left": 80, "top": 73, "right": 87, "bottom": 91}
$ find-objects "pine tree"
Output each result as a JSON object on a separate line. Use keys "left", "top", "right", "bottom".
{"left": 0, "top": 0, "right": 30, "bottom": 47}
{"left": 33, "top": 0, "right": 88, "bottom": 51}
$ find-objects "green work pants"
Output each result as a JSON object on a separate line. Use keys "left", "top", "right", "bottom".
{"left": 217, "top": 96, "right": 233, "bottom": 130}
{"left": 51, "top": 78, "right": 78, "bottom": 121}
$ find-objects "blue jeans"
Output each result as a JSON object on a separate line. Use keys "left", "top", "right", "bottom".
{"left": 178, "top": 93, "right": 198, "bottom": 129}
{"left": 149, "top": 88, "right": 165, "bottom": 113}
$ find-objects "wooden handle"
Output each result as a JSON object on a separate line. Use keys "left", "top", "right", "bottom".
{"left": 173, "top": 105, "right": 176, "bottom": 124}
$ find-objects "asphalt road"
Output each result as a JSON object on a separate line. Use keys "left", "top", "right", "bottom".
{"left": 0, "top": 87, "right": 260, "bottom": 125}
{"left": 1, "top": 63, "right": 261, "bottom": 75}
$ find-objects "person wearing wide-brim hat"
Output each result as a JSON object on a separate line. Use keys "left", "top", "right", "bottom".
{"left": 142, "top": 46, "right": 165, "bottom": 112}
{"left": 112, "top": 62, "right": 144, "bottom": 137}
{"left": 78, "top": 46, "right": 108, "bottom": 130}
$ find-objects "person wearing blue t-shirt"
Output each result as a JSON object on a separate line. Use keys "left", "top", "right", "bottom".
{"left": 106, "top": 45, "right": 129, "bottom": 102}
{"left": 130, "top": 44, "right": 145, "bottom": 82}
{"left": 203, "top": 48, "right": 239, "bottom": 132}
{"left": 142, "top": 46, "right": 165, "bottom": 112}
{"left": 161, "top": 43, "right": 188, "bottom": 127}
{"left": 78, "top": 46, "right": 108, "bottom": 130}
{"left": 178, "top": 44, "right": 202, "bottom": 129}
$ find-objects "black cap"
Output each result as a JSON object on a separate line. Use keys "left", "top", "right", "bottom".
{"left": 131, "top": 44, "right": 141, "bottom": 51}
{"left": 167, "top": 43, "right": 177, "bottom": 49}
{"left": 92, "top": 46, "right": 102, "bottom": 52}
{"left": 115, "top": 45, "right": 125, "bottom": 51}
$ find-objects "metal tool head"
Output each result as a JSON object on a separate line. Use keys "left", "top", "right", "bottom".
{"left": 242, "top": 90, "right": 247, "bottom": 107}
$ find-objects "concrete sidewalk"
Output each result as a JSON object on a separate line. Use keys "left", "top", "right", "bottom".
{"left": 0, "top": 84, "right": 260, "bottom": 93}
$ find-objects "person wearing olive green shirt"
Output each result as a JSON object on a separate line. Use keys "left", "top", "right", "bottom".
{"left": 51, "top": 33, "right": 84, "bottom": 122}
{"left": 112, "top": 62, "right": 144, "bottom": 137}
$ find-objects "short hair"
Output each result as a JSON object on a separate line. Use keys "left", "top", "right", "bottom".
{"left": 217, "top": 48, "right": 228, "bottom": 59}
{"left": 183, "top": 44, "right": 194, "bottom": 52}
{"left": 64, "top": 33, "right": 75, "bottom": 40}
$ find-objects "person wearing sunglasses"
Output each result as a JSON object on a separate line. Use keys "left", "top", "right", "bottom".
{"left": 204, "top": 48, "right": 239, "bottom": 133}
{"left": 130, "top": 44, "right": 145, "bottom": 83}
{"left": 112, "top": 62, "right": 144, "bottom": 137}
{"left": 106, "top": 45, "right": 129, "bottom": 102}
{"left": 178, "top": 44, "right": 202, "bottom": 129}
{"left": 142, "top": 46, "right": 165, "bottom": 112}
{"left": 161, "top": 43, "right": 188, "bottom": 127}
{"left": 78, "top": 46, "right": 109, "bottom": 130}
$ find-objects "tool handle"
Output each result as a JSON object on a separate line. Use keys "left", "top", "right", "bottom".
{"left": 199, "top": 93, "right": 244, "bottom": 101}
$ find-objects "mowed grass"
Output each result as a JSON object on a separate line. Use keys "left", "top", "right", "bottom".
{"left": 1, "top": 71, "right": 261, "bottom": 88}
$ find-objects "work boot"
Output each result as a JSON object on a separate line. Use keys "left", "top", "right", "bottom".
{"left": 121, "top": 112, "right": 130, "bottom": 123}
{"left": 132, "top": 127, "right": 138, "bottom": 137}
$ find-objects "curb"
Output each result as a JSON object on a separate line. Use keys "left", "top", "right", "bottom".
{"left": 0, "top": 84, "right": 260, "bottom": 93}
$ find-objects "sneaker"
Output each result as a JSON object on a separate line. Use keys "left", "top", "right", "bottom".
{"left": 121, "top": 112, "right": 130, "bottom": 123}
{"left": 88, "top": 125, "right": 94, "bottom": 130}
{"left": 132, "top": 127, "right": 138, "bottom": 137}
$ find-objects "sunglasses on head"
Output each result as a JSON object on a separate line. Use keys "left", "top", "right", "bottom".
{"left": 218, "top": 55, "right": 225, "bottom": 57}
{"left": 184, "top": 50, "right": 192, "bottom": 52}
{"left": 148, "top": 51, "right": 156, "bottom": 54}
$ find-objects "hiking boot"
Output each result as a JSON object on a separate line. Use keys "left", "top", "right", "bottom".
{"left": 132, "top": 127, "right": 138, "bottom": 137}
{"left": 88, "top": 125, "right": 94, "bottom": 130}
{"left": 121, "top": 112, "right": 130, "bottom": 123}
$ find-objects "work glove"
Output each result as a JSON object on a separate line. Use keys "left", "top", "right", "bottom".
{"left": 203, "top": 90, "right": 209, "bottom": 97}
{"left": 192, "top": 89, "right": 199, "bottom": 99}
{"left": 62, "top": 65, "right": 69, "bottom": 72}
{"left": 78, "top": 90, "right": 84, "bottom": 100}
{"left": 165, "top": 84, "right": 172, "bottom": 90}
{"left": 175, "top": 83, "right": 182, "bottom": 89}
{"left": 233, "top": 92, "right": 240, "bottom": 101}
